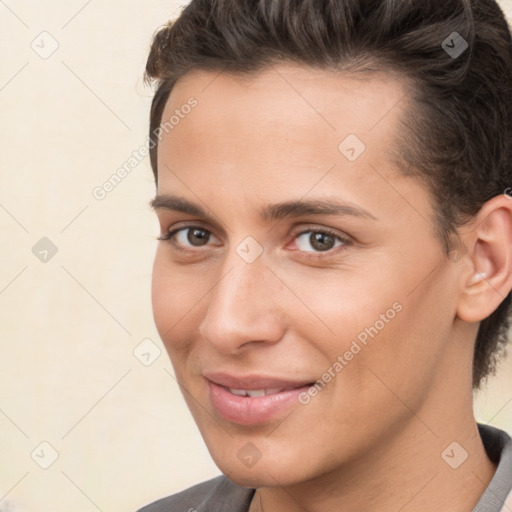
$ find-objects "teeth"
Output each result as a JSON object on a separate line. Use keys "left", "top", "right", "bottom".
{"left": 265, "top": 387, "right": 284, "bottom": 395}
{"left": 228, "top": 387, "right": 286, "bottom": 397}
{"left": 229, "top": 388, "right": 248, "bottom": 396}
{"left": 246, "top": 389, "right": 266, "bottom": 397}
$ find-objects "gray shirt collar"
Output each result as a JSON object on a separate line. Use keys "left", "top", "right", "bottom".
{"left": 473, "top": 423, "right": 512, "bottom": 512}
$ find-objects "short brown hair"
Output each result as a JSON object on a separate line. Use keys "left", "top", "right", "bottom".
{"left": 144, "top": 0, "right": 512, "bottom": 389}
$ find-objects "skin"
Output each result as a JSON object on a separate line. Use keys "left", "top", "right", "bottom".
{"left": 150, "top": 62, "right": 512, "bottom": 512}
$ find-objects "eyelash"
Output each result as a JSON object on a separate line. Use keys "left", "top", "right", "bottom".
{"left": 157, "top": 224, "right": 352, "bottom": 260}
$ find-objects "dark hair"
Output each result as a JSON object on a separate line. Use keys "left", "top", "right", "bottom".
{"left": 144, "top": 0, "right": 512, "bottom": 389}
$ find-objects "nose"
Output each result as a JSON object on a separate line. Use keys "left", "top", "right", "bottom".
{"left": 198, "top": 251, "right": 285, "bottom": 354}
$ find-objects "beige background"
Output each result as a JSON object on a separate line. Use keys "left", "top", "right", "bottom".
{"left": 0, "top": 1, "right": 511, "bottom": 511}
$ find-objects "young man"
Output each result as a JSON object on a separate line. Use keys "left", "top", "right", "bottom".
{"left": 138, "top": 0, "right": 512, "bottom": 510}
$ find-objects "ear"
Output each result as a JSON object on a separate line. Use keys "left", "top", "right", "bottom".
{"left": 456, "top": 194, "right": 512, "bottom": 323}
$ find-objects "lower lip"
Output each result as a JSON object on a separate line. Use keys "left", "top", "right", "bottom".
{"left": 208, "top": 381, "right": 312, "bottom": 426}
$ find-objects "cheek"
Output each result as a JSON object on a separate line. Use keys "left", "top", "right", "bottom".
{"left": 336, "top": 282, "right": 453, "bottom": 416}
{"left": 286, "top": 267, "right": 441, "bottom": 395}
{"left": 151, "top": 253, "right": 205, "bottom": 353}
{"left": 283, "top": 269, "right": 403, "bottom": 345}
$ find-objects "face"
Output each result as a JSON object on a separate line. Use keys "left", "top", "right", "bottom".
{"left": 151, "top": 63, "right": 463, "bottom": 487}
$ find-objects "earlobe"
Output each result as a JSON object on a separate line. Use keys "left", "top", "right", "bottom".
{"left": 456, "top": 195, "right": 512, "bottom": 323}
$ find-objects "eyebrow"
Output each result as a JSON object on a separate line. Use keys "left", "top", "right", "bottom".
{"left": 149, "top": 194, "right": 378, "bottom": 222}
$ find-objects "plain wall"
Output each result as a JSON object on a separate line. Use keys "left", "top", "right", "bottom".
{"left": 0, "top": 1, "right": 511, "bottom": 511}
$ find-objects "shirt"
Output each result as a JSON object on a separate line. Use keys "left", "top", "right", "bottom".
{"left": 137, "top": 423, "right": 512, "bottom": 512}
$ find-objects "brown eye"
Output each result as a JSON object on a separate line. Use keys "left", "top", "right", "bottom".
{"left": 158, "top": 226, "right": 220, "bottom": 250}
{"left": 187, "top": 228, "right": 210, "bottom": 246}
{"left": 310, "top": 232, "right": 336, "bottom": 251}
{"left": 295, "top": 230, "right": 345, "bottom": 253}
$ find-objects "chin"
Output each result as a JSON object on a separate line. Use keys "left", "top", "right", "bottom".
{"left": 212, "top": 451, "right": 313, "bottom": 489}
{"left": 222, "top": 465, "right": 297, "bottom": 489}
{"left": 223, "top": 470, "right": 270, "bottom": 489}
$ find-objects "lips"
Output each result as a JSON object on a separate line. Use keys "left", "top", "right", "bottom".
{"left": 204, "top": 372, "right": 315, "bottom": 425}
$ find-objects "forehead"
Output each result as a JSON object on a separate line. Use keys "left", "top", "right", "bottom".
{"left": 164, "top": 62, "right": 410, "bottom": 125}
{"left": 158, "top": 62, "right": 409, "bottom": 184}
{"left": 155, "top": 63, "right": 432, "bottom": 226}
